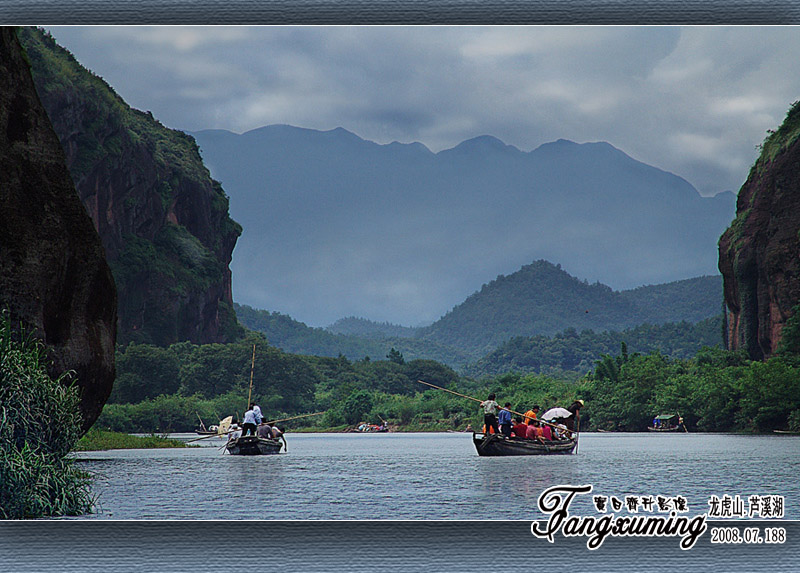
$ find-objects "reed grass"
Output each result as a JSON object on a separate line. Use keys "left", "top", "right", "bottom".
{"left": 75, "top": 428, "right": 191, "bottom": 451}
{"left": 0, "top": 311, "right": 94, "bottom": 518}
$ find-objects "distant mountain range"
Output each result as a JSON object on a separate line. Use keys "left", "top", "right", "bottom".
{"left": 192, "top": 125, "right": 735, "bottom": 327}
{"left": 237, "top": 259, "right": 723, "bottom": 370}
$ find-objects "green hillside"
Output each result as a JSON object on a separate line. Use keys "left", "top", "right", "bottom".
{"left": 463, "top": 316, "right": 723, "bottom": 378}
{"left": 234, "top": 304, "right": 471, "bottom": 368}
{"left": 419, "top": 260, "right": 722, "bottom": 355}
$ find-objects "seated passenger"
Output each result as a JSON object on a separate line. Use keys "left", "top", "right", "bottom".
{"left": 512, "top": 417, "right": 528, "bottom": 438}
{"left": 228, "top": 424, "right": 242, "bottom": 441}
{"left": 541, "top": 421, "right": 553, "bottom": 441}
{"left": 525, "top": 420, "right": 545, "bottom": 442}
{"left": 257, "top": 422, "right": 273, "bottom": 438}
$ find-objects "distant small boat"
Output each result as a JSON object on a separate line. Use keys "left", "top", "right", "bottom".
{"left": 648, "top": 414, "right": 687, "bottom": 432}
{"left": 226, "top": 435, "right": 283, "bottom": 455}
{"left": 472, "top": 432, "right": 577, "bottom": 456}
{"left": 195, "top": 415, "right": 233, "bottom": 436}
{"left": 773, "top": 429, "right": 800, "bottom": 435}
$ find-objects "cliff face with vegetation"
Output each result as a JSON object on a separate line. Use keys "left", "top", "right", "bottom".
{"left": 18, "top": 27, "right": 242, "bottom": 347}
{"left": 0, "top": 27, "right": 117, "bottom": 429}
{"left": 718, "top": 101, "right": 800, "bottom": 360}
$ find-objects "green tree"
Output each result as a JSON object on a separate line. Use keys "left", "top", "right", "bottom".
{"left": 342, "top": 390, "right": 374, "bottom": 425}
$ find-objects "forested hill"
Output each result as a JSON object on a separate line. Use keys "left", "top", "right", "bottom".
{"left": 237, "top": 263, "right": 722, "bottom": 369}
{"left": 234, "top": 304, "right": 471, "bottom": 367}
{"left": 418, "top": 260, "right": 723, "bottom": 355}
{"left": 19, "top": 28, "right": 242, "bottom": 346}
{"left": 463, "top": 316, "right": 723, "bottom": 378}
{"left": 327, "top": 317, "right": 420, "bottom": 339}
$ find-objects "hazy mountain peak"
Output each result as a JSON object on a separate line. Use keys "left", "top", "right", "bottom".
{"left": 442, "top": 134, "right": 520, "bottom": 154}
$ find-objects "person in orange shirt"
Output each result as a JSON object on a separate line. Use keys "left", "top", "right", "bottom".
{"left": 523, "top": 405, "right": 540, "bottom": 424}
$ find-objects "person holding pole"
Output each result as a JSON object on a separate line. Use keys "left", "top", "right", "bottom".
{"left": 480, "top": 393, "right": 500, "bottom": 435}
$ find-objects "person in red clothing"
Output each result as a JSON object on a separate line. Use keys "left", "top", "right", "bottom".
{"left": 525, "top": 419, "right": 545, "bottom": 443}
{"left": 541, "top": 421, "right": 553, "bottom": 441}
{"left": 511, "top": 417, "right": 528, "bottom": 438}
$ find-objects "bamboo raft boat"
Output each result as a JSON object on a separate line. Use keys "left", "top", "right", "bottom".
{"left": 472, "top": 432, "right": 577, "bottom": 456}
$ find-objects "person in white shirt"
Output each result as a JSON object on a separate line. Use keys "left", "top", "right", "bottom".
{"left": 242, "top": 406, "right": 258, "bottom": 436}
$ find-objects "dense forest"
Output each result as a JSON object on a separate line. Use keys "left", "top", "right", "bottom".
{"left": 235, "top": 304, "right": 470, "bottom": 367}
{"left": 97, "top": 319, "right": 800, "bottom": 435}
{"left": 463, "top": 316, "right": 723, "bottom": 378}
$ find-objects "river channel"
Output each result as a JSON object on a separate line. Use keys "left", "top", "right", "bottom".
{"left": 72, "top": 431, "right": 800, "bottom": 520}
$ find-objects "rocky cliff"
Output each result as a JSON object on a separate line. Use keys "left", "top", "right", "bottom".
{"left": 18, "top": 27, "right": 243, "bottom": 347}
{"left": 718, "top": 101, "right": 800, "bottom": 360}
{"left": 0, "top": 27, "right": 117, "bottom": 429}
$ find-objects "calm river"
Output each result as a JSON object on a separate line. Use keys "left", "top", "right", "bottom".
{"left": 2, "top": 432, "right": 798, "bottom": 572}
{"left": 72, "top": 431, "right": 800, "bottom": 520}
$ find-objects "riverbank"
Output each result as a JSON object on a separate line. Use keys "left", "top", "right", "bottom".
{"left": 75, "top": 428, "right": 193, "bottom": 451}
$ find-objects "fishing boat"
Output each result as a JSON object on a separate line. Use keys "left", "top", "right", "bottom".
{"left": 648, "top": 414, "right": 687, "bottom": 432}
{"left": 226, "top": 435, "right": 283, "bottom": 455}
{"left": 472, "top": 432, "right": 577, "bottom": 456}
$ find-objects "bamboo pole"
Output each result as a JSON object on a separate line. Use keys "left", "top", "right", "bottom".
{"left": 247, "top": 343, "right": 256, "bottom": 411}
{"left": 263, "top": 411, "right": 326, "bottom": 425}
{"left": 415, "top": 379, "right": 570, "bottom": 434}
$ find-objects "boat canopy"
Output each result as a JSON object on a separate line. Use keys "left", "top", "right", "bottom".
{"left": 655, "top": 414, "right": 678, "bottom": 421}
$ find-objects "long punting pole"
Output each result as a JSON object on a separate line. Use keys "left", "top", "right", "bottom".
{"left": 415, "top": 379, "right": 570, "bottom": 434}
{"left": 264, "top": 411, "right": 326, "bottom": 425}
{"left": 247, "top": 343, "right": 256, "bottom": 410}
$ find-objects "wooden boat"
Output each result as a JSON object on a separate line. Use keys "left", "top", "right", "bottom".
{"left": 226, "top": 435, "right": 283, "bottom": 455}
{"left": 472, "top": 432, "right": 577, "bottom": 456}
{"left": 648, "top": 414, "right": 687, "bottom": 432}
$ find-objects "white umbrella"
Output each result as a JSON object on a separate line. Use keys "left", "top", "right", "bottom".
{"left": 541, "top": 407, "right": 572, "bottom": 421}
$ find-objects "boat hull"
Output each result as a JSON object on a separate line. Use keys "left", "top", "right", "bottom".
{"left": 472, "top": 433, "right": 577, "bottom": 456}
{"left": 226, "top": 435, "right": 283, "bottom": 455}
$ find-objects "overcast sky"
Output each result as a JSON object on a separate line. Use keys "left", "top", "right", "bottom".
{"left": 45, "top": 26, "right": 800, "bottom": 198}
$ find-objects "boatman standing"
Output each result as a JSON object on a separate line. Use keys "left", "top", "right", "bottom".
{"left": 480, "top": 393, "right": 500, "bottom": 435}
{"left": 564, "top": 399, "right": 584, "bottom": 433}
{"left": 242, "top": 405, "right": 258, "bottom": 436}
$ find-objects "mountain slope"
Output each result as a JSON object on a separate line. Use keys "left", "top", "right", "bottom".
{"left": 418, "top": 260, "right": 723, "bottom": 355}
{"left": 192, "top": 125, "right": 735, "bottom": 327}
{"left": 234, "top": 304, "right": 471, "bottom": 367}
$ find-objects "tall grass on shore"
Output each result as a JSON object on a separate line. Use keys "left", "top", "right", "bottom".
{"left": 0, "top": 312, "right": 94, "bottom": 518}
{"left": 76, "top": 428, "right": 191, "bottom": 451}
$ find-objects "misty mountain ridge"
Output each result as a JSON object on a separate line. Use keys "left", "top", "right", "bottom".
{"left": 192, "top": 124, "right": 735, "bottom": 327}
{"left": 326, "top": 260, "right": 723, "bottom": 355}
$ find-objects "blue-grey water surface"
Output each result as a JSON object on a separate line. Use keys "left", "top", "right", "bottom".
{"left": 2, "top": 433, "right": 798, "bottom": 571}
{"left": 72, "top": 431, "right": 800, "bottom": 520}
